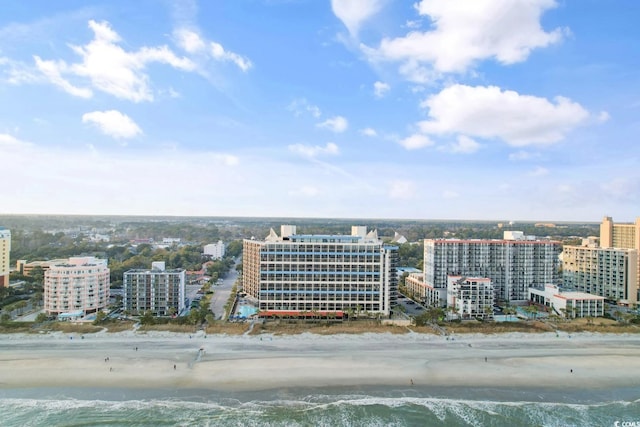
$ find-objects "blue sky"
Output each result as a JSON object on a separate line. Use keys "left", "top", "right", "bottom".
{"left": 1, "top": 0, "right": 638, "bottom": 222}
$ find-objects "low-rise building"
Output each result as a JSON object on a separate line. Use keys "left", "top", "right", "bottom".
{"left": 446, "top": 275, "right": 494, "bottom": 320}
{"left": 404, "top": 273, "right": 441, "bottom": 307}
{"left": 529, "top": 284, "right": 605, "bottom": 318}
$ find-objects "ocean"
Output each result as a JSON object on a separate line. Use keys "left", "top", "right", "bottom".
{"left": 2, "top": 386, "right": 639, "bottom": 427}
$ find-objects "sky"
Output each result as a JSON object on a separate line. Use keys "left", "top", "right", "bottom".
{"left": 1, "top": 0, "right": 639, "bottom": 222}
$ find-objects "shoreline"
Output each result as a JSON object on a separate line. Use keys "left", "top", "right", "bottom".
{"left": 2, "top": 331, "right": 640, "bottom": 393}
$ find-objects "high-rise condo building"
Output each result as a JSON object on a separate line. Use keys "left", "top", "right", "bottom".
{"left": 0, "top": 228, "right": 10, "bottom": 288}
{"left": 600, "top": 216, "right": 640, "bottom": 296}
{"left": 562, "top": 239, "right": 638, "bottom": 306}
{"left": 243, "top": 225, "right": 398, "bottom": 318}
{"left": 44, "top": 257, "right": 110, "bottom": 316}
{"left": 204, "top": 241, "right": 226, "bottom": 259}
{"left": 123, "top": 261, "right": 186, "bottom": 316}
{"left": 424, "top": 232, "right": 561, "bottom": 303}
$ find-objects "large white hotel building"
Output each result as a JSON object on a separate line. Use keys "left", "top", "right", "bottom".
{"left": 243, "top": 225, "right": 398, "bottom": 318}
{"left": 43, "top": 256, "right": 110, "bottom": 316}
{"left": 423, "top": 231, "right": 561, "bottom": 304}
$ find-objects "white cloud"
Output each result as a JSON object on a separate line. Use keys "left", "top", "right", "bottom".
{"left": 173, "top": 28, "right": 206, "bottom": 53}
{"left": 34, "top": 20, "right": 196, "bottom": 102}
{"left": 331, "top": 0, "right": 384, "bottom": 37}
{"left": 210, "top": 153, "right": 239, "bottom": 166}
{"left": 509, "top": 150, "right": 538, "bottom": 161}
{"left": 288, "top": 142, "right": 339, "bottom": 158}
{"left": 287, "top": 98, "right": 322, "bottom": 118}
{"left": 598, "top": 111, "right": 610, "bottom": 123}
{"left": 373, "top": 81, "right": 390, "bottom": 98}
{"left": 398, "top": 133, "right": 433, "bottom": 150}
{"left": 82, "top": 110, "right": 142, "bottom": 139}
{"left": 529, "top": 166, "right": 550, "bottom": 176}
{"left": 449, "top": 135, "right": 480, "bottom": 154}
{"left": 418, "top": 84, "right": 590, "bottom": 146}
{"left": 317, "top": 116, "right": 349, "bottom": 133}
{"left": 0, "top": 133, "right": 31, "bottom": 147}
{"left": 210, "top": 41, "right": 252, "bottom": 72}
{"left": 388, "top": 179, "right": 416, "bottom": 199}
{"left": 367, "top": 0, "right": 565, "bottom": 78}
{"left": 360, "top": 127, "right": 378, "bottom": 137}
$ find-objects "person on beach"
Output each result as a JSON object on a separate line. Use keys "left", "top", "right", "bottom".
{"left": 174, "top": 364, "right": 176, "bottom": 370}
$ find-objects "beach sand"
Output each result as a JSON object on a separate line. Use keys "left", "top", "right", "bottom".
{"left": 1, "top": 330, "right": 639, "bottom": 391}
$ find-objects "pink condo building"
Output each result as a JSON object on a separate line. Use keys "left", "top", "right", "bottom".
{"left": 44, "top": 256, "right": 110, "bottom": 317}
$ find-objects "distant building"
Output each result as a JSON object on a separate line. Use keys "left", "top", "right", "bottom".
{"left": 447, "top": 275, "right": 494, "bottom": 320}
{"left": 17, "top": 259, "right": 69, "bottom": 277}
{"left": 0, "top": 228, "right": 10, "bottom": 288}
{"left": 529, "top": 284, "right": 605, "bottom": 318}
{"left": 424, "top": 232, "right": 561, "bottom": 304}
{"left": 123, "top": 261, "right": 186, "bottom": 316}
{"left": 243, "top": 225, "right": 398, "bottom": 318}
{"left": 391, "top": 232, "right": 408, "bottom": 244}
{"left": 204, "top": 241, "right": 225, "bottom": 259}
{"left": 396, "top": 266, "right": 421, "bottom": 280}
{"left": 44, "top": 257, "right": 110, "bottom": 317}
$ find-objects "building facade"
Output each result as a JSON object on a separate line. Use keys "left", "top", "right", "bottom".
{"left": 404, "top": 273, "right": 441, "bottom": 307}
{"left": 600, "top": 216, "right": 640, "bottom": 300}
{"left": 44, "top": 257, "right": 110, "bottom": 316}
{"left": 123, "top": 261, "right": 186, "bottom": 316}
{"left": 0, "top": 228, "right": 10, "bottom": 288}
{"left": 561, "top": 244, "right": 638, "bottom": 305}
{"left": 204, "top": 241, "right": 226, "bottom": 259}
{"left": 424, "top": 233, "right": 561, "bottom": 304}
{"left": 243, "top": 225, "right": 398, "bottom": 317}
{"left": 529, "top": 284, "right": 605, "bottom": 318}
{"left": 446, "top": 276, "right": 494, "bottom": 320}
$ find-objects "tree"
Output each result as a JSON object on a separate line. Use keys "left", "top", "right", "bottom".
{"left": 35, "top": 312, "right": 49, "bottom": 323}
{"left": 93, "top": 311, "right": 107, "bottom": 324}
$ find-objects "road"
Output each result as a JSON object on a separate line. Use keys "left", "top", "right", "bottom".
{"left": 209, "top": 258, "right": 241, "bottom": 320}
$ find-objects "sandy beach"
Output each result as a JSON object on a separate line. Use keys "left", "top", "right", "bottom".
{"left": 1, "top": 330, "right": 640, "bottom": 392}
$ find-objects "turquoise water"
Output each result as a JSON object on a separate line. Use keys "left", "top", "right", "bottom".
{"left": 237, "top": 305, "right": 258, "bottom": 318}
{"left": 2, "top": 386, "right": 639, "bottom": 426}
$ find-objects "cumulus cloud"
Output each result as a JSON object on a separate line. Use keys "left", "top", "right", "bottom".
{"left": 398, "top": 133, "right": 433, "bottom": 150}
{"left": 82, "top": 110, "right": 142, "bottom": 139}
{"left": 317, "top": 116, "right": 349, "bottom": 133}
{"left": 360, "top": 127, "right": 378, "bottom": 137}
{"left": 173, "top": 28, "right": 206, "bottom": 53}
{"left": 373, "top": 81, "right": 390, "bottom": 98}
{"left": 30, "top": 20, "right": 196, "bottom": 102}
{"left": 449, "top": 135, "right": 480, "bottom": 154}
{"left": 418, "top": 84, "right": 590, "bottom": 146}
{"left": 366, "top": 0, "right": 565, "bottom": 79}
{"left": 331, "top": 0, "right": 384, "bottom": 37}
{"left": 287, "top": 98, "right": 322, "bottom": 118}
{"left": 288, "top": 142, "right": 339, "bottom": 158}
{"left": 210, "top": 41, "right": 252, "bottom": 72}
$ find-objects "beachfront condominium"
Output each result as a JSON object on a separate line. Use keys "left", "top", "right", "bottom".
{"left": 44, "top": 256, "right": 110, "bottom": 316}
{"left": 561, "top": 239, "right": 638, "bottom": 305}
{"left": 123, "top": 261, "right": 186, "bottom": 316}
{"left": 0, "top": 227, "right": 10, "bottom": 288}
{"left": 243, "top": 225, "right": 398, "bottom": 318}
{"left": 446, "top": 276, "right": 494, "bottom": 320}
{"left": 424, "top": 231, "right": 561, "bottom": 304}
{"left": 600, "top": 216, "right": 640, "bottom": 299}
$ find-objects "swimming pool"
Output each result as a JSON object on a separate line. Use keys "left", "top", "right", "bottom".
{"left": 236, "top": 305, "right": 258, "bottom": 318}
